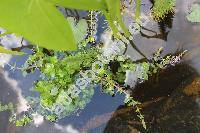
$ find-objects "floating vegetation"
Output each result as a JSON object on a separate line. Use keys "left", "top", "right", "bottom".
{"left": 151, "top": 0, "right": 175, "bottom": 21}
{"left": 186, "top": 3, "right": 200, "bottom": 23}
{"left": 0, "top": 102, "right": 14, "bottom": 112}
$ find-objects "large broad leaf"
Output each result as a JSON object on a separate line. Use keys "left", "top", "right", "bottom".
{"left": 0, "top": 0, "right": 76, "bottom": 51}
{"left": 0, "top": 46, "right": 24, "bottom": 55}
{"left": 67, "top": 17, "right": 88, "bottom": 44}
{"left": 49, "top": 0, "right": 105, "bottom": 10}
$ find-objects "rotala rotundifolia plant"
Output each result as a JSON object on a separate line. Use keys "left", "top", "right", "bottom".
{"left": 0, "top": 0, "right": 188, "bottom": 130}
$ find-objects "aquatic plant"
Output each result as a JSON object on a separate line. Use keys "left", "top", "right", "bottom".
{"left": 7, "top": 45, "right": 184, "bottom": 129}
{"left": 0, "top": 0, "right": 188, "bottom": 130}
{"left": 22, "top": 47, "right": 98, "bottom": 119}
{"left": 151, "top": 0, "right": 175, "bottom": 21}
{"left": 15, "top": 115, "right": 33, "bottom": 127}
{"left": 186, "top": 3, "right": 200, "bottom": 23}
{"left": 0, "top": 102, "right": 13, "bottom": 112}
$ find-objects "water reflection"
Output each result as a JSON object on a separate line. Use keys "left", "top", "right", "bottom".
{"left": 0, "top": 69, "right": 18, "bottom": 133}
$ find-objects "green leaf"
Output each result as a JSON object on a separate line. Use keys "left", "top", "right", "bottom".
{"left": 0, "top": 0, "right": 76, "bottom": 51}
{"left": 103, "top": 10, "right": 120, "bottom": 38}
{"left": 151, "top": 0, "right": 175, "bottom": 21}
{"left": 103, "top": 0, "right": 130, "bottom": 37}
{"left": 0, "top": 46, "right": 24, "bottom": 55}
{"left": 187, "top": 4, "right": 200, "bottom": 23}
{"left": 67, "top": 17, "right": 88, "bottom": 44}
{"left": 49, "top": 0, "right": 105, "bottom": 10}
{"left": 16, "top": 115, "right": 32, "bottom": 126}
{"left": 115, "top": 0, "right": 130, "bottom": 37}
{"left": 135, "top": 0, "right": 141, "bottom": 20}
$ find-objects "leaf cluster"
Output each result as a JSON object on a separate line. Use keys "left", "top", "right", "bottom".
{"left": 151, "top": 0, "right": 175, "bottom": 21}
{"left": 22, "top": 47, "right": 98, "bottom": 120}
{"left": 0, "top": 102, "right": 14, "bottom": 112}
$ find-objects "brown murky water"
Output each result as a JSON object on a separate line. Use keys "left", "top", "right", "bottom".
{"left": 0, "top": 0, "right": 199, "bottom": 133}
